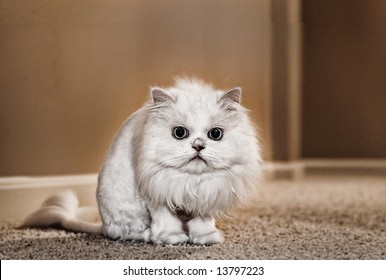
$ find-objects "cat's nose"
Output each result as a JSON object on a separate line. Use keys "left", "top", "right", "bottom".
{"left": 192, "top": 138, "right": 205, "bottom": 152}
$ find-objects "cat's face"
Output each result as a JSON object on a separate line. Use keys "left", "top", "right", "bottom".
{"left": 142, "top": 79, "right": 255, "bottom": 176}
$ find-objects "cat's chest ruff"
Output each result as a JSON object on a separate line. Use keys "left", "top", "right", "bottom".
{"left": 140, "top": 164, "right": 237, "bottom": 217}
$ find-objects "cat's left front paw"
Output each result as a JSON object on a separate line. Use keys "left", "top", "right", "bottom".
{"left": 189, "top": 229, "right": 224, "bottom": 245}
{"left": 187, "top": 216, "right": 224, "bottom": 244}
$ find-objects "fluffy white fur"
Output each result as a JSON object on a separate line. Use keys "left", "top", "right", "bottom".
{"left": 22, "top": 78, "right": 262, "bottom": 245}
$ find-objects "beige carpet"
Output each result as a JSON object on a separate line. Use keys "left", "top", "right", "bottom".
{"left": 1, "top": 175, "right": 385, "bottom": 259}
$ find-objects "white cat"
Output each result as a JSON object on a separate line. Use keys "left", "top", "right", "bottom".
{"left": 22, "top": 78, "right": 262, "bottom": 244}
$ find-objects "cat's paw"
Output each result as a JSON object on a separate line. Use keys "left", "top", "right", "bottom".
{"left": 189, "top": 230, "right": 224, "bottom": 245}
{"left": 187, "top": 217, "right": 224, "bottom": 244}
{"left": 151, "top": 231, "right": 189, "bottom": 245}
{"left": 149, "top": 206, "right": 188, "bottom": 244}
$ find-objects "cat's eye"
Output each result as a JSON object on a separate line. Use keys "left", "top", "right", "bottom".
{"left": 208, "top": 127, "right": 223, "bottom": 141}
{"left": 172, "top": 126, "right": 189, "bottom": 140}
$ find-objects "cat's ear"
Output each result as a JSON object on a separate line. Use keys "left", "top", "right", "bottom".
{"left": 151, "top": 87, "right": 175, "bottom": 104}
{"left": 219, "top": 87, "right": 242, "bottom": 104}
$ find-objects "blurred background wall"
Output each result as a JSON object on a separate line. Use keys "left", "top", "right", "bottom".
{"left": 1, "top": 0, "right": 385, "bottom": 177}
{"left": 0, "top": 0, "right": 271, "bottom": 176}
{"left": 302, "top": 0, "right": 386, "bottom": 159}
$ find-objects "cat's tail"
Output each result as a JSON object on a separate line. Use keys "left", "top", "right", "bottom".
{"left": 20, "top": 190, "right": 103, "bottom": 235}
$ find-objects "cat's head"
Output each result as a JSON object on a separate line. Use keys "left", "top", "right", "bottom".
{"left": 141, "top": 78, "right": 260, "bottom": 176}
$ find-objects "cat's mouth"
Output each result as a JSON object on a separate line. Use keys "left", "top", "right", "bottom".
{"left": 189, "top": 154, "right": 207, "bottom": 164}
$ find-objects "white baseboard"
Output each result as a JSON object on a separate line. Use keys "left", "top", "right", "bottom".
{"left": 0, "top": 174, "right": 98, "bottom": 225}
{"left": 264, "top": 159, "right": 386, "bottom": 179}
{"left": 1, "top": 159, "right": 385, "bottom": 224}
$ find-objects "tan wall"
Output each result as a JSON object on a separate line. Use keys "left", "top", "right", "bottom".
{"left": 302, "top": 0, "right": 386, "bottom": 158}
{"left": 0, "top": 0, "right": 271, "bottom": 176}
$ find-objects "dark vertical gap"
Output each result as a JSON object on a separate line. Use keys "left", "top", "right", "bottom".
{"left": 270, "top": 0, "right": 289, "bottom": 161}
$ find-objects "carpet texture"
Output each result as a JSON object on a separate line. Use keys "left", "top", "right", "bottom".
{"left": 1, "top": 175, "right": 386, "bottom": 259}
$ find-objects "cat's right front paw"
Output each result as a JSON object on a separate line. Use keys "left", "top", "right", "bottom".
{"left": 148, "top": 206, "right": 188, "bottom": 244}
{"left": 151, "top": 231, "right": 189, "bottom": 245}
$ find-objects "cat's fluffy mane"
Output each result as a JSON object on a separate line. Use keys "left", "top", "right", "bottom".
{"left": 135, "top": 77, "right": 262, "bottom": 218}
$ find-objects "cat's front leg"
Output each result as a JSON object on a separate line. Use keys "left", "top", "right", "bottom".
{"left": 148, "top": 206, "right": 189, "bottom": 244}
{"left": 187, "top": 216, "right": 224, "bottom": 244}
